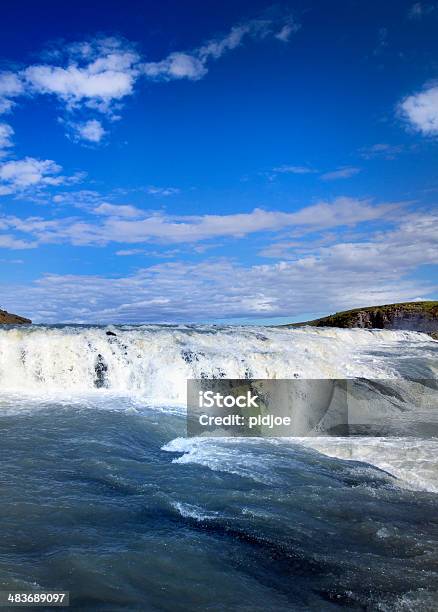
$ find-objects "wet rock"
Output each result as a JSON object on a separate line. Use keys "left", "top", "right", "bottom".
{"left": 286, "top": 301, "right": 438, "bottom": 336}
{"left": 0, "top": 309, "right": 31, "bottom": 324}
{"left": 94, "top": 354, "right": 108, "bottom": 388}
{"left": 181, "top": 350, "right": 199, "bottom": 364}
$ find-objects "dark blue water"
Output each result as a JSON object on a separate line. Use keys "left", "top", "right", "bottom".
{"left": 1, "top": 399, "right": 437, "bottom": 611}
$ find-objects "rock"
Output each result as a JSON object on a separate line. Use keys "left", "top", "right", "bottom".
{"left": 284, "top": 301, "right": 438, "bottom": 338}
{"left": 94, "top": 354, "right": 108, "bottom": 388}
{"left": 0, "top": 309, "right": 31, "bottom": 324}
{"left": 106, "top": 330, "right": 117, "bottom": 337}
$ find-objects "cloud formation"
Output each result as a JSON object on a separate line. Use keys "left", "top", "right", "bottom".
{"left": 0, "top": 72, "right": 24, "bottom": 114}
{"left": 268, "top": 165, "right": 363, "bottom": 182}
{"left": 359, "top": 143, "right": 404, "bottom": 160}
{"left": 142, "top": 17, "right": 298, "bottom": 81}
{"left": 3, "top": 209, "right": 436, "bottom": 323}
{"left": 0, "top": 157, "right": 82, "bottom": 195}
{"left": 0, "top": 234, "right": 36, "bottom": 249}
{"left": 147, "top": 186, "right": 180, "bottom": 197}
{"left": 23, "top": 38, "right": 140, "bottom": 114}
{"left": 0, "top": 197, "right": 399, "bottom": 248}
{"left": 399, "top": 83, "right": 438, "bottom": 136}
{"left": 92, "top": 203, "right": 143, "bottom": 218}
{"left": 70, "top": 119, "right": 107, "bottom": 143}
{"left": 272, "top": 165, "right": 315, "bottom": 175}
{"left": 0, "top": 15, "right": 298, "bottom": 142}
{"left": 408, "top": 2, "right": 437, "bottom": 19}
{"left": 0, "top": 122, "right": 14, "bottom": 156}
{"left": 320, "top": 167, "right": 361, "bottom": 181}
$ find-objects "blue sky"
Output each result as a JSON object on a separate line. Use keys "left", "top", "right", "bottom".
{"left": 0, "top": 0, "right": 437, "bottom": 323}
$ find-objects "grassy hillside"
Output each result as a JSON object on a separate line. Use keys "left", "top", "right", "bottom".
{"left": 0, "top": 309, "right": 32, "bottom": 324}
{"left": 284, "top": 301, "right": 438, "bottom": 337}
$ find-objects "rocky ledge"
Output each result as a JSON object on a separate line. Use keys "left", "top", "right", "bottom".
{"left": 0, "top": 309, "right": 32, "bottom": 324}
{"left": 287, "top": 301, "right": 438, "bottom": 339}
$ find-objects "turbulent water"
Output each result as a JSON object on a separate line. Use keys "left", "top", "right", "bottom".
{"left": 0, "top": 325, "right": 437, "bottom": 611}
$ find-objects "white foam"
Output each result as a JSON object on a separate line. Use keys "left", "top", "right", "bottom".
{"left": 0, "top": 325, "right": 434, "bottom": 399}
{"left": 300, "top": 437, "right": 438, "bottom": 493}
{"left": 171, "top": 501, "right": 220, "bottom": 521}
{"left": 1, "top": 325, "right": 436, "bottom": 492}
{"left": 163, "top": 436, "right": 282, "bottom": 484}
{"left": 163, "top": 435, "right": 438, "bottom": 493}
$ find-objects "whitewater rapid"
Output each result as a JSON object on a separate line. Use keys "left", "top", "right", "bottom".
{"left": 0, "top": 324, "right": 435, "bottom": 398}
{"left": 1, "top": 325, "right": 438, "bottom": 608}
{"left": 0, "top": 324, "right": 437, "bottom": 492}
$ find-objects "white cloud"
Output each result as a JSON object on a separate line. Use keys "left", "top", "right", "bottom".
{"left": 259, "top": 240, "right": 303, "bottom": 258}
{"left": 93, "top": 203, "right": 143, "bottom": 218}
{"left": 408, "top": 2, "right": 436, "bottom": 19}
{"left": 0, "top": 99, "right": 14, "bottom": 114}
{"left": 142, "top": 17, "right": 299, "bottom": 81}
{"left": 143, "top": 52, "right": 207, "bottom": 81}
{"left": 70, "top": 119, "right": 106, "bottom": 143}
{"left": 0, "top": 157, "right": 81, "bottom": 195}
{"left": 0, "top": 38, "right": 139, "bottom": 141}
{"left": 269, "top": 165, "right": 362, "bottom": 182}
{"left": 23, "top": 38, "right": 140, "bottom": 114}
{"left": 0, "top": 72, "right": 24, "bottom": 96}
{"left": 275, "top": 21, "right": 300, "bottom": 42}
{"left": 272, "top": 165, "right": 315, "bottom": 174}
{"left": 0, "top": 234, "right": 36, "bottom": 249}
{"left": 0, "top": 158, "right": 61, "bottom": 193}
{"left": 147, "top": 186, "right": 180, "bottom": 197}
{"left": 115, "top": 248, "right": 145, "bottom": 256}
{"left": 91, "top": 198, "right": 394, "bottom": 245}
{"left": 1, "top": 207, "right": 435, "bottom": 321}
{"left": 359, "top": 143, "right": 404, "bottom": 160}
{"left": 199, "top": 23, "right": 258, "bottom": 60}
{"left": 116, "top": 248, "right": 182, "bottom": 257}
{"left": 51, "top": 189, "right": 101, "bottom": 206}
{"left": 399, "top": 83, "right": 438, "bottom": 136}
{"left": 259, "top": 235, "right": 336, "bottom": 258}
{"left": 263, "top": 212, "right": 438, "bottom": 270}
{"left": 0, "top": 197, "right": 398, "bottom": 246}
{"left": 0, "top": 15, "right": 298, "bottom": 141}
{"left": 0, "top": 123, "right": 14, "bottom": 155}
{"left": 320, "top": 166, "right": 361, "bottom": 180}
{"left": 24, "top": 63, "right": 135, "bottom": 108}
{"left": 4, "top": 212, "right": 436, "bottom": 323}
{"left": 0, "top": 72, "right": 24, "bottom": 115}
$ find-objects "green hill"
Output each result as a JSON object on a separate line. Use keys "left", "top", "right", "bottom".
{"left": 0, "top": 309, "right": 32, "bottom": 325}
{"left": 285, "top": 301, "right": 438, "bottom": 338}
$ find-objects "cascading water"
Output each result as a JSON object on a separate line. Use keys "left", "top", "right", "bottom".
{"left": 0, "top": 325, "right": 437, "bottom": 610}
{"left": 0, "top": 324, "right": 435, "bottom": 397}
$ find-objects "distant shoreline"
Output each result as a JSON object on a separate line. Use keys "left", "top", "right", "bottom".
{"left": 1, "top": 301, "right": 437, "bottom": 339}
{"left": 282, "top": 301, "right": 438, "bottom": 339}
{"left": 0, "top": 309, "right": 31, "bottom": 325}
